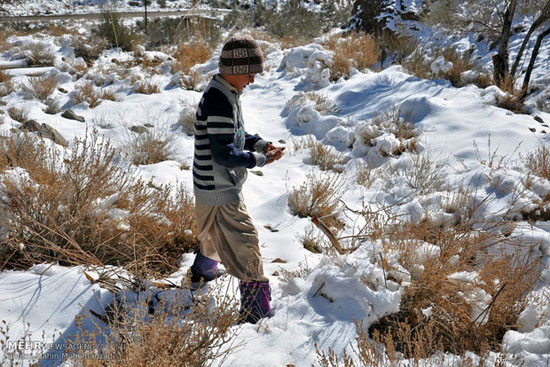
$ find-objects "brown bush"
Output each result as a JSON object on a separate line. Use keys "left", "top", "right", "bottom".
{"left": 72, "top": 81, "right": 101, "bottom": 108}
{"left": 133, "top": 80, "right": 160, "bottom": 95}
{"left": 317, "top": 219, "right": 540, "bottom": 366}
{"left": 24, "top": 74, "right": 58, "bottom": 102}
{"left": 293, "top": 136, "right": 346, "bottom": 172}
{"left": 72, "top": 281, "right": 240, "bottom": 367}
{"left": 325, "top": 32, "right": 380, "bottom": 80}
{"left": 172, "top": 41, "right": 212, "bottom": 75}
{"left": 124, "top": 128, "right": 174, "bottom": 166}
{"left": 288, "top": 171, "right": 345, "bottom": 230}
{"left": 0, "top": 133, "right": 197, "bottom": 277}
{"left": 71, "top": 35, "right": 108, "bottom": 66}
{"left": 23, "top": 41, "right": 56, "bottom": 66}
{"left": 525, "top": 144, "right": 550, "bottom": 180}
{"left": 494, "top": 74, "right": 527, "bottom": 114}
{"left": 0, "top": 70, "right": 11, "bottom": 83}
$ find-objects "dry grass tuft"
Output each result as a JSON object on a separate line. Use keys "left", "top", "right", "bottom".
{"left": 71, "top": 36, "right": 109, "bottom": 66}
{"left": 0, "top": 133, "right": 197, "bottom": 277}
{"left": 356, "top": 107, "right": 419, "bottom": 157}
{"left": 317, "top": 218, "right": 540, "bottom": 366}
{"left": 325, "top": 32, "right": 379, "bottom": 81}
{"left": 7, "top": 107, "right": 29, "bottom": 123}
{"left": 0, "top": 30, "right": 9, "bottom": 51}
{"left": 494, "top": 74, "right": 527, "bottom": 114}
{"left": 133, "top": 79, "right": 160, "bottom": 95}
{"left": 288, "top": 171, "right": 345, "bottom": 230}
{"left": 293, "top": 135, "right": 346, "bottom": 172}
{"left": 72, "top": 81, "right": 102, "bottom": 108}
{"left": 24, "top": 74, "right": 58, "bottom": 102}
{"left": 22, "top": 41, "right": 56, "bottom": 66}
{"left": 124, "top": 128, "right": 175, "bottom": 166}
{"left": 0, "top": 70, "right": 11, "bottom": 83}
{"left": 72, "top": 281, "right": 241, "bottom": 366}
{"left": 172, "top": 41, "right": 212, "bottom": 75}
{"left": 178, "top": 106, "right": 196, "bottom": 136}
{"left": 525, "top": 144, "right": 550, "bottom": 180}
{"left": 286, "top": 92, "right": 339, "bottom": 116}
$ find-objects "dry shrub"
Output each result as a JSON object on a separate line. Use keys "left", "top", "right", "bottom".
{"left": 288, "top": 171, "right": 345, "bottom": 230}
{"left": 44, "top": 98, "right": 61, "bottom": 114}
{"left": 0, "top": 133, "right": 197, "bottom": 276}
{"left": 495, "top": 74, "right": 527, "bottom": 114}
{"left": 100, "top": 88, "right": 117, "bottom": 102}
{"left": 293, "top": 135, "right": 346, "bottom": 172}
{"left": 0, "top": 30, "right": 9, "bottom": 51}
{"left": 24, "top": 74, "right": 58, "bottom": 102}
{"left": 357, "top": 107, "right": 419, "bottom": 157}
{"left": 22, "top": 41, "right": 56, "bottom": 66}
{"left": 0, "top": 70, "right": 11, "bottom": 83}
{"left": 7, "top": 107, "right": 28, "bottom": 123}
{"left": 133, "top": 79, "right": 160, "bottom": 95}
{"left": 179, "top": 106, "right": 196, "bottom": 136}
{"left": 183, "top": 70, "right": 203, "bottom": 91}
{"left": 0, "top": 71, "right": 14, "bottom": 97}
{"left": 172, "top": 41, "right": 212, "bottom": 75}
{"left": 402, "top": 48, "right": 432, "bottom": 80}
{"left": 317, "top": 218, "right": 540, "bottom": 366}
{"left": 69, "top": 62, "right": 89, "bottom": 79}
{"left": 72, "top": 282, "right": 240, "bottom": 367}
{"left": 124, "top": 128, "right": 174, "bottom": 166}
{"left": 71, "top": 36, "right": 109, "bottom": 66}
{"left": 286, "top": 92, "right": 339, "bottom": 116}
{"left": 371, "top": 222, "right": 539, "bottom": 358}
{"left": 72, "top": 81, "right": 101, "bottom": 108}
{"left": 376, "top": 30, "right": 419, "bottom": 65}
{"left": 325, "top": 32, "right": 379, "bottom": 81}
{"left": 305, "top": 92, "right": 339, "bottom": 115}
{"left": 525, "top": 144, "right": 550, "bottom": 180}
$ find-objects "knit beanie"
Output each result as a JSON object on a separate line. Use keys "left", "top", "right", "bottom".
{"left": 219, "top": 35, "right": 264, "bottom": 75}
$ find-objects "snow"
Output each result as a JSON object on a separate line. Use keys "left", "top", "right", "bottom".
{"left": 1, "top": 5, "right": 550, "bottom": 367}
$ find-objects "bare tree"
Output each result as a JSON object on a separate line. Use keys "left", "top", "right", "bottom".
{"left": 520, "top": 25, "right": 550, "bottom": 99}
{"left": 511, "top": 0, "right": 550, "bottom": 77}
{"left": 492, "top": 0, "right": 518, "bottom": 85}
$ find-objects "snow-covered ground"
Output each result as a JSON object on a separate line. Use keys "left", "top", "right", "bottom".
{"left": 1, "top": 9, "right": 550, "bottom": 367}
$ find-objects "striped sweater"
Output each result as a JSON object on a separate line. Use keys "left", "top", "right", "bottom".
{"left": 193, "top": 75, "right": 269, "bottom": 206}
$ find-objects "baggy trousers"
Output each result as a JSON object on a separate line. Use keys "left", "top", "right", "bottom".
{"left": 195, "top": 200, "right": 268, "bottom": 282}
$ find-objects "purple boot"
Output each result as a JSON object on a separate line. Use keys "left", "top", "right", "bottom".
{"left": 190, "top": 251, "right": 220, "bottom": 284}
{"left": 239, "top": 281, "right": 274, "bottom": 324}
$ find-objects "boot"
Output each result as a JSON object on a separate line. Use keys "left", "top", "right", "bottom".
{"left": 239, "top": 281, "right": 274, "bottom": 324}
{"left": 190, "top": 251, "right": 220, "bottom": 285}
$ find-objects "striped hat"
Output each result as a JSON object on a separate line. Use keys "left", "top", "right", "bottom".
{"left": 219, "top": 35, "right": 264, "bottom": 75}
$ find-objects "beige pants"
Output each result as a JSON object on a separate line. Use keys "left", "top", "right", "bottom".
{"left": 195, "top": 200, "right": 268, "bottom": 282}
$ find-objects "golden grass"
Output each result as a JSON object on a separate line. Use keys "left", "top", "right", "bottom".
{"left": 0, "top": 133, "right": 197, "bottom": 277}
{"left": 325, "top": 32, "right": 380, "bottom": 80}
{"left": 172, "top": 41, "right": 212, "bottom": 75}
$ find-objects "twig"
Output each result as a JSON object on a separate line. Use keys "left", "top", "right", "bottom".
{"left": 472, "top": 283, "right": 507, "bottom": 327}
{"left": 379, "top": 253, "right": 388, "bottom": 288}
{"left": 311, "top": 217, "right": 345, "bottom": 255}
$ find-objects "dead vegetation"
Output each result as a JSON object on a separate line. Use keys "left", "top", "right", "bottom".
{"left": 293, "top": 135, "right": 347, "bottom": 172}
{"left": 71, "top": 35, "right": 109, "bottom": 66}
{"left": 72, "top": 82, "right": 118, "bottom": 108}
{"left": 71, "top": 279, "right": 241, "bottom": 367}
{"left": 324, "top": 32, "right": 380, "bottom": 81}
{"left": 133, "top": 79, "right": 160, "bottom": 95}
{"left": 288, "top": 171, "right": 345, "bottom": 231}
{"left": 124, "top": 128, "right": 175, "bottom": 166}
{"left": 24, "top": 74, "right": 58, "bottom": 102}
{"left": 0, "top": 133, "right": 197, "bottom": 277}
{"left": 172, "top": 41, "right": 212, "bottom": 75}
{"left": 316, "top": 217, "right": 541, "bottom": 366}
{"left": 22, "top": 41, "right": 56, "bottom": 66}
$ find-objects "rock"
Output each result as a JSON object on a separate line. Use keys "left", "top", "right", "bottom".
{"left": 278, "top": 139, "right": 286, "bottom": 144}
{"left": 144, "top": 123, "right": 154, "bottom": 128}
{"left": 271, "top": 258, "right": 287, "bottom": 263}
{"left": 58, "top": 87, "right": 68, "bottom": 94}
{"left": 534, "top": 116, "right": 545, "bottom": 124}
{"left": 21, "top": 119, "right": 41, "bottom": 132}
{"left": 529, "top": 127, "right": 536, "bottom": 132}
{"left": 40, "top": 123, "right": 68, "bottom": 147}
{"left": 61, "top": 109, "right": 85, "bottom": 122}
{"left": 250, "top": 170, "right": 263, "bottom": 176}
{"left": 130, "top": 125, "right": 148, "bottom": 134}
